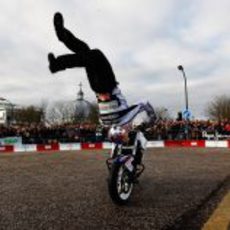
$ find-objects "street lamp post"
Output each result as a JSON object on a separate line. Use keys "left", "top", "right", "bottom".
{"left": 177, "top": 65, "right": 189, "bottom": 111}
{"left": 177, "top": 65, "right": 189, "bottom": 139}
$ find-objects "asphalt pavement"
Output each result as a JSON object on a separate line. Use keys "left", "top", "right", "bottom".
{"left": 0, "top": 148, "right": 229, "bottom": 230}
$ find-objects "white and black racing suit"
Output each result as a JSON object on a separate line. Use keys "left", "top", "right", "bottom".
{"left": 97, "top": 87, "right": 155, "bottom": 126}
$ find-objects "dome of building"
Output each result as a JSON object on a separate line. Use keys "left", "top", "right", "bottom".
{"left": 75, "top": 83, "right": 92, "bottom": 121}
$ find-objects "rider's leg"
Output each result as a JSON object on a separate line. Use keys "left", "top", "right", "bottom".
{"left": 50, "top": 12, "right": 119, "bottom": 94}
{"left": 135, "top": 149, "right": 143, "bottom": 165}
{"left": 48, "top": 52, "right": 86, "bottom": 73}
{"left": 48, "top": 49, "right": 118, "bottom": 94}
{"left": 54, "top": 12, "right": 90, "bottom": 53}
{"left": 85, "top": 49, "right": 118, "bottom": 93}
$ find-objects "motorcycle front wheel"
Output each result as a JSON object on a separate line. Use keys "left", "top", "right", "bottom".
{"left": 108, "top": 163, "right": 134, "bottom": 205}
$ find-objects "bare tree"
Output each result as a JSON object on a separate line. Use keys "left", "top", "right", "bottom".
{"left": 154, "top": 107, "right": 171, "bottom": 120}
{"left": 46, "top": 100, "right": 75, "bottom": 124}
{"left": 87, "top": 102, "right": 99, "bottom": 124}
{"left": 39, "top": 99, "right": 49, "bottom": 125}
{"left": 206, "top": 95, "right": 230, "bottom": 120}
{"left": 14, "top": 106, "right": 43, "bottom": 124}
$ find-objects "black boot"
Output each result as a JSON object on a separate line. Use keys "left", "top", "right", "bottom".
{"left": 54, "top": 12, "right": 64, "bottom": 30}
{"left": 54, "top": 12, "right": 66, "bottom": 41}
{"left": 48, "top": 53, "right": 60, "bottom": 73}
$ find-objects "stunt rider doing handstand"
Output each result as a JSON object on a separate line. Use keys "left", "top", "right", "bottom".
{"left": 48, "top": 12, "right": 156, "bottom": 164}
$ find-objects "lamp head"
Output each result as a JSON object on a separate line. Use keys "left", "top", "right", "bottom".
{"left": 177, "top": 65, "right": 184, "bottom": 71}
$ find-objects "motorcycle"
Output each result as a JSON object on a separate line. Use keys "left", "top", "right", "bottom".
{"left": 106, "top": 125, "right": 148, "bottom": 205}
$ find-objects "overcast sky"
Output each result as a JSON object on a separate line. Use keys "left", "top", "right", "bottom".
{"left": 0, "top": 0, "right": 229, "bottom": 118}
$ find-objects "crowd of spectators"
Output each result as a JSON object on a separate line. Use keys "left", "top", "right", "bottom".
{"left": 145, "top": 119, "right": 230, "bottom": 140}
{"left": 0, "top": 119, "right": 230, "bottom": 144}
{"left": 0, "top": 123, "right": 107, "bottom": 144}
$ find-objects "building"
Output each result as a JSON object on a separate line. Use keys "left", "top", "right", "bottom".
{"left": 75, "top": 83, "right": 92, "bottom": 122}
{"left": 0, "top": 97, "right": 15, "bottom": 126}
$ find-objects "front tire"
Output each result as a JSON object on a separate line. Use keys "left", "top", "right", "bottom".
{"left": 108, "top": 163, "right": 134, "bottom": 205}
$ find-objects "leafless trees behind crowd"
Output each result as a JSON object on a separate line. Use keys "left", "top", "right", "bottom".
{"left": 206, "top": 95, "right": 230, "bottom": 120}
{"left": 13, "top": 100, "right": 99, "bottom": 125}
{"left": 12, "top": 94, "right": 230, "bottom": 125}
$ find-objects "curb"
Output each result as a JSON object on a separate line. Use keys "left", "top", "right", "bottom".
{"left": 0, "top": 140, "right": 230, "bottom": 153}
